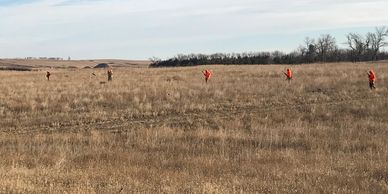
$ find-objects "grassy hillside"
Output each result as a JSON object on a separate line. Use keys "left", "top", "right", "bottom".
{"left": 0, "top": 59, "right": 150, "bottom": 70}
{"left": 0, "top": 62, "right": 387, "bottom": 193}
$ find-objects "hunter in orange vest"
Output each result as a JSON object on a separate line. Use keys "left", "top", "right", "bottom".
{"left": 368, "top": 70, "right": 376, "bottom": 89}
{"left": 283, "top": 68, "right": 292, "bottom": 82}
{"left": 203, "top": 70, "right": 212, "bottom": 83}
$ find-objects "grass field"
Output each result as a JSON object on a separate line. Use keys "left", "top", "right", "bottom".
{"left": 0, "top": 62, "right": 388, "bottom": 193}
{"left": 0, "top": 59, "right": 150, "bottom": 70}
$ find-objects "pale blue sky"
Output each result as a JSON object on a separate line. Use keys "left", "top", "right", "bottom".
{"left": 0, "top": 0, "right": 387, "bottom": 60}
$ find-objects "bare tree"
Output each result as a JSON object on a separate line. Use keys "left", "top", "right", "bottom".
{"left": 150, "top": 27, "right": 388, "bottom": 67}
{"left": 149, "top": 56, "right": 161, "bottom": 63}
{"left": 346, "top": 33, "right": 366, "bottom": 62}
{"left": 297, "top": 37, "right": 317, "bottom": 63}
{"left": 305, "top": 37, "right": 317, "bottom": 63}
{"left": 367, "top": 26, "right": 388, "bottom": 60}
{"left": 316, "top": 34, "right": 336, "bottom": 62}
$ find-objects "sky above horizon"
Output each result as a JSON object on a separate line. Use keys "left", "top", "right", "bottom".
{"left": 0, "top": 0, "right": 387, "bottom": 60}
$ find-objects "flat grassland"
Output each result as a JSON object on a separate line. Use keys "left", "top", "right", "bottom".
{"left": 0, "top": 62, "right": 388, "bottom": 193}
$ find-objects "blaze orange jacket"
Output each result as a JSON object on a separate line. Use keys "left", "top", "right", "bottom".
{"left": 368, "top": 71, "right": 376, "bottom": 81}
{"left": 203, "top": 70, "right": 212, "bottom": 79}
{"left": 284, "top": 69, "right": 292, "bottom": 78}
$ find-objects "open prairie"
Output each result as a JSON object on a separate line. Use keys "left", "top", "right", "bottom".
{"left": 0, "top": 59, "right": 150, "bottom": 70}
{"left": 0, "top": 62, "right": 388, "bottom": 193}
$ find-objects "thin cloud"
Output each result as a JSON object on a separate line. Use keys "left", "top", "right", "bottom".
{"left": 0, "top": 0, "right": 387, "bottom": 59}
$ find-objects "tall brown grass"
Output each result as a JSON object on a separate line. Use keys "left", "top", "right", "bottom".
{"left": 0, "top": 62, "right": 387, "bottom": 193}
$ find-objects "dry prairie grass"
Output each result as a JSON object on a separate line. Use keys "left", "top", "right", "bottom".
{"left": 0, "top": 59, "right": 150, "bottom": 70}
{"left": 0, "top": 62, "right": 388, "bottom": 193}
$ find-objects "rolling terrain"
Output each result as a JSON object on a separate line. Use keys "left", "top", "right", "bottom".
{"left": 0, "top": 59, "right": 150, "bottom": 70}
{"left": 0, "top": 62, "right": 387, "bottom": 193}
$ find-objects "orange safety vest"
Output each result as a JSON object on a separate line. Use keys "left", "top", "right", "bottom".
{"left": 203, "top": 70, "right": 212, "bottom": 79}
{"left": 368, "top": 70, "right": 376, "bottom": 82}
{"left": 284, "top": 69, "right": 292, "bottom": 79}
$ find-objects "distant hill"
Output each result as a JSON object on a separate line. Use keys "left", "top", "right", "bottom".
{"left": 94, "top": 63, "right": 110, "bottom": 68}
{"left": 0, "top": 59, "right": 151, "bottom": 70}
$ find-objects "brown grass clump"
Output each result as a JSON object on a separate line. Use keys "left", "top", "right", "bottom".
{"left": 0, "top": 62, "right": 387, "bottom": 193}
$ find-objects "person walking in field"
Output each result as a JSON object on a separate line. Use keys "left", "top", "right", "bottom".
{"left": 283, "top": 68, "right": 292, "bottom": 82}
{"left": 46, "top": 71, "right": 51, "bottom": 81}
{"left": 107, "top": 68, "right": 113, "bottom": 81}
{"left": 203, "top": 69, "right": 212, "bottom": 83}
{"left": 368, "top": 70, "right": 376, "bottom": 89}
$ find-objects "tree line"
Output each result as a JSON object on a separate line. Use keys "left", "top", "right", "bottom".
{"left": 150, "top": 26, "right": 388, "bottom": 67}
